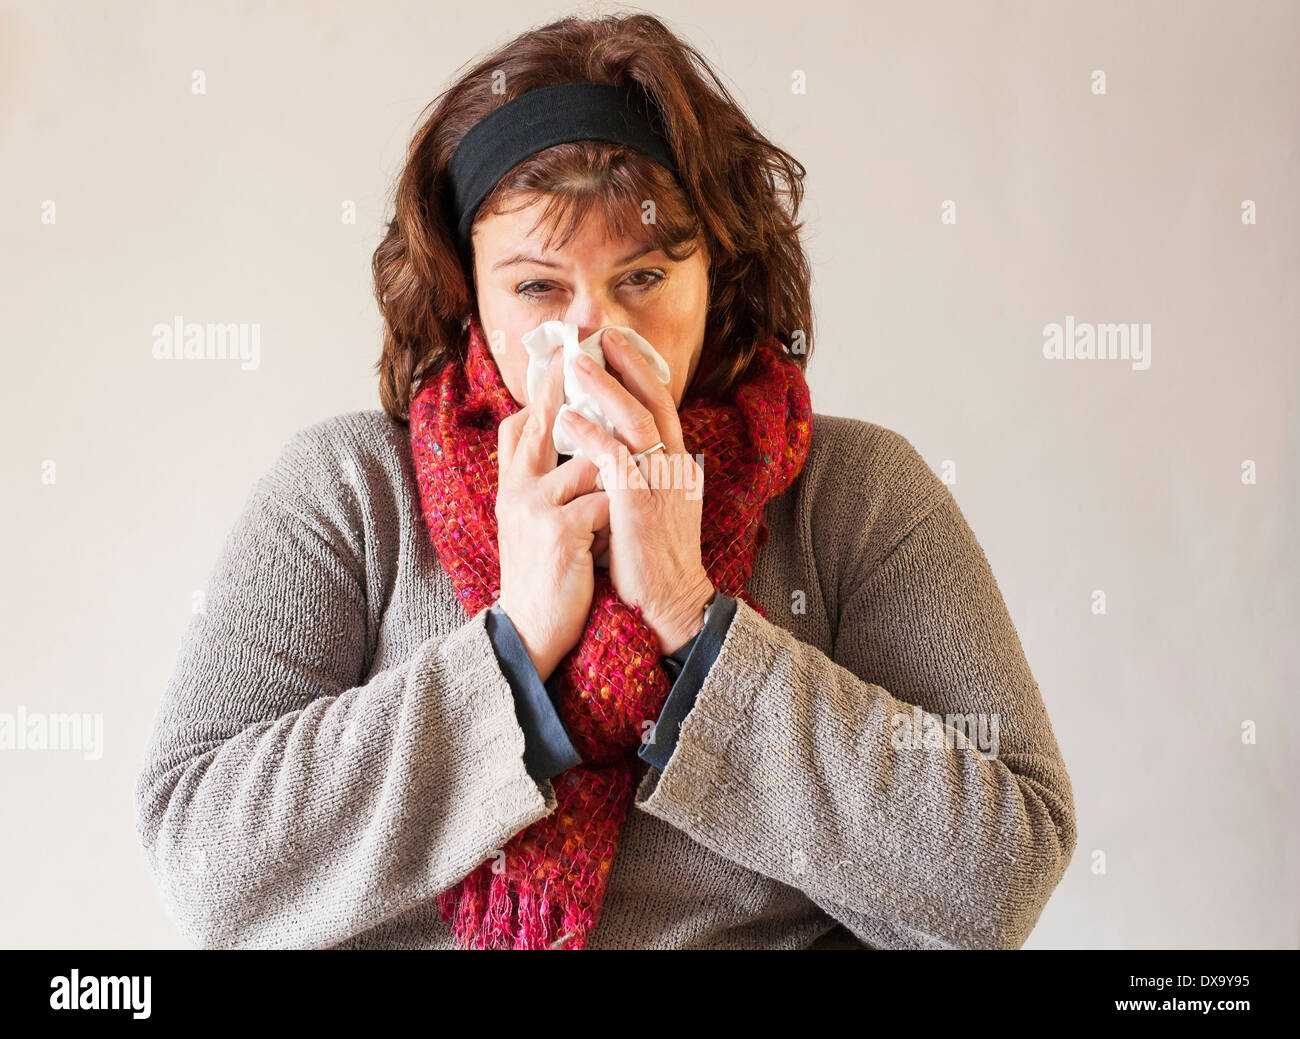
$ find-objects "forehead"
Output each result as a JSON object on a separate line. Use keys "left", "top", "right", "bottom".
{"left": 473, "top": 194, "right": 652, "bottom": 261}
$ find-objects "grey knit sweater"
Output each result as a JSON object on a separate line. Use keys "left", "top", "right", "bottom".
{"left": 133, "top": 409, "right": 1077, "bottom": 950}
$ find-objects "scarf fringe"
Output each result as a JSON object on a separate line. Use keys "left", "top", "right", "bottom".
{"left": 436, "top": 853, "right": 597, "bottom": 950}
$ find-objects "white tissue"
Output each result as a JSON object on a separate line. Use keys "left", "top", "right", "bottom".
{"left": 521, "top": 320, "right": 671, "bottom": 457}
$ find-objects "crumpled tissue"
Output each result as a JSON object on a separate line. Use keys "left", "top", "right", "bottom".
{"left": 521, "top": 320, "right": 671, "bottom": 457}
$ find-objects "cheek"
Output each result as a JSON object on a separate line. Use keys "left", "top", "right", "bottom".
{"left": 482, "top": 319, "right": 530, "bottom": 404}
{"left": 654, "top": 320, "right": 705, "bottom": 402}
{"left": 657, "top": 269, "right": 709, "bottom": 399}
{"left": 476, "top": 295, "right": 519, "bottom": 392}
{"left": 500, "top": 344, "right": 530, "bottom": 403}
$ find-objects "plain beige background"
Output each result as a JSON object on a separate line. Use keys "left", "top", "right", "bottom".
{"left": 2, "top": 0, "right": 1296, "bottom": 948}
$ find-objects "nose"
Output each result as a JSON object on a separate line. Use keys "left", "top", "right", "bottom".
{"left": 562, "top": 291, "right": 628, "bottom": 345}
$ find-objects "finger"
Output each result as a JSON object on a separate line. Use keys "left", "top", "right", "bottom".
{"left": 573, "top": 339, "right": 667, "bottom": 455}
{"left": 539, "top": 452, "right": 602, "bottom": 505}
{"left": 515, "top": 349, "right": 565, "bottom": 475}
{"left": 560, "top": 411, "right": 649, "bottom": 493}
{"left": 497, "top": 407, "right": 529, "bottom": 475}
{"left": 563, "top": 489, "right": 610, "bottom": 533}
{"left": 595, "top": 328, "right": 686, "bottom": 454}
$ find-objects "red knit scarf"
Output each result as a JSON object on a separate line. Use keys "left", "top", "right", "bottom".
{"left": 409, "top": 314, "right": 811, "bottom": 949}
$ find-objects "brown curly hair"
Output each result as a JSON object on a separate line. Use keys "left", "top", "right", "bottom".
{"left": 372, "top": 12, "right": 814, "bottom": 424}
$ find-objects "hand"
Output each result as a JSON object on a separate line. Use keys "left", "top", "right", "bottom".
{"left": 558, "top": 328, "right": 717, "bottom": 655}
{"left": 496, "top": 349, "right": 610, "bottom": 682}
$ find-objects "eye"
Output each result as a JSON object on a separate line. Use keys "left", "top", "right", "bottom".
{"left": 515, "top": 280, "right": 552, "bottom": 301}
{"left": 625, "top": 269, "right": 666, "bottom": 289}
{"left": 514, "top": 269, "right": 666, "bottom": 302}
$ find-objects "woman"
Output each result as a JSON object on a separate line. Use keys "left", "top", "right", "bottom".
{"left": 134, "top": 13, "right": 1076, "bottom": 950}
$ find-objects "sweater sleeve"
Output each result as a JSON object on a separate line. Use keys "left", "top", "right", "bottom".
{"left": 638, "top": 592, "right": 737, "bottom": 771}
{"left": 631, "top": 490, "right": 1078, "bottom": 950}
{"left": 132, "top": 428, "right": 557, "bottom": 950}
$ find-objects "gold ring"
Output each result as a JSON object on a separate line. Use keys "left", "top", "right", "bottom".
{"left": 629, "top": 441, "right": 667, "bottom": 463}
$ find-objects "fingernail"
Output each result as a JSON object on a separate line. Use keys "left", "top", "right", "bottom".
{"left": 603, "top": 328, "right": 624, "bottom": 346}
{"left": 576, "top": 352, "right": 597, "bottom": 372}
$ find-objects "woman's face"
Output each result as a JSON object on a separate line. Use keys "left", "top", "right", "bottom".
{"left": 471, "top": 195, "right": 710, "bottom": 409}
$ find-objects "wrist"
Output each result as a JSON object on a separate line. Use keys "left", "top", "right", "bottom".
{"left": 658, "top": 576, "right": 716, "bottom": 656}
{"left": 498, "top": 602, "right": 559, "bottom": 682}
{"left": 520, "top": 633, "right": 561, "bottom": 685}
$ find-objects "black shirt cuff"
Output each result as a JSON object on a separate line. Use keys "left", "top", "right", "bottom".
{"left": 485, "top": 604, "right": 583, "bottom": 785}
{"left": 637, "top": 592, "right": 738, "bottom": 771}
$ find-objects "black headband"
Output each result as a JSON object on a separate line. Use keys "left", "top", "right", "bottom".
{"left": 445, "top": 81, "right": 680, "bottom": 251}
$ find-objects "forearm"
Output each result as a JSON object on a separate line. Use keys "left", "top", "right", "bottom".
{"left": 633, "top": 498, "right": 1078, "bottom": 950}
{"left": 135, "top": 609, "right": 554, "bottom": 949}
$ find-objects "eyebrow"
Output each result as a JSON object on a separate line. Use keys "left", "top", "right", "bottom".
{"left": 491, "top": 244, "right": 657, "bottom": 272}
